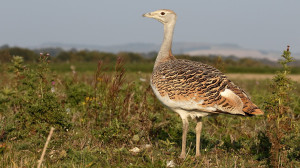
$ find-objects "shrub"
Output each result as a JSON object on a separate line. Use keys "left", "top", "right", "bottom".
{"left": 3, "top": 54, "right": 70, "bottom": 137}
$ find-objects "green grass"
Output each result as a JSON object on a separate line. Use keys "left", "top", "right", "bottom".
{"left": 0, "top": 58, "right": 299, "bottom": 167}
{"left": 3, "top": 59, "right": 300, "bottom": 74}
{"left": 47, "top": 62, "right": 300, "bottom": 74}
{"left": 47, "top": 62, "right": 154, "bottom": 73}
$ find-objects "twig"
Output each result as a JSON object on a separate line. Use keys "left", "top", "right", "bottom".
{"left": 37, "top": 127, "right": 55, "bottom": 168}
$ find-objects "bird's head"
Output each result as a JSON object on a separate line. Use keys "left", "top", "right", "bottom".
{"left": 143, "top": 9, "right": 177, "bottom": 24}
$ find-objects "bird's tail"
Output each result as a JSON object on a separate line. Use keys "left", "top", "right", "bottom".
{"left": 249, "top": 108, "right": 264, "bottom": 115}
{"left": 243, "top": 104, "right": 264, "bottom": 116}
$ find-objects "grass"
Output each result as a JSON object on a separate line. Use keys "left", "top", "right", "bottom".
{"left": 46, "top": 62, "right": 300, "bottom": 74}
{"left": 0, "top": 55, "right": 299, "bottom": 167}
{"left": 47, "top": 62, "right": 154, "bottom": 73}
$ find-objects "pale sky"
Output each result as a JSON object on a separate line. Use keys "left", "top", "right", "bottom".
{"left": 1, "top": 0, "right": 299, "bottom": 53}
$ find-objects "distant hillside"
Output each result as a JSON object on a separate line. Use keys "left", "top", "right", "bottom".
{"left": 38, "top": 42, "right": 300, "bottom": 61}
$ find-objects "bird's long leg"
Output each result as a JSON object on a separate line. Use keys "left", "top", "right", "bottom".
{"left": 179, "top": 117, "right": 189, "bottom": 159}
{"left": 195, "top": 117, "right": 203, "bottom": 157}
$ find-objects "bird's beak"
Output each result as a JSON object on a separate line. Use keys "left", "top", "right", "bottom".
{"left": 142, "top": 12, "right": 152, "bottom": 18}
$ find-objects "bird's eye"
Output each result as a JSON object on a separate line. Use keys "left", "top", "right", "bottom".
{"left": 160, "top": 12, "right": 165, "bottom": 15}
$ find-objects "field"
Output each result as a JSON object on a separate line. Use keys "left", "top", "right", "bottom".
{"left": 0, "top": 55, "right": 299, "bottom": 168}
{"left": 228, "top": 73, "right": 300, "bottom": 82}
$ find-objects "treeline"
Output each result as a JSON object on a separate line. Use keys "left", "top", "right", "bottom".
{"left": 0, "top": 45, "right": 40, "bottom": 63}
{"left": 0, "top": 45, "right": 150, "bottom": 64}
{"left": 0, "top": 45, "right": 267, "bottom": 66}
{"left": 1, "top": 45, "right": 300, "bottom": 74}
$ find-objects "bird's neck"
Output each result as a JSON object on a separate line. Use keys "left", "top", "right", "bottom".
{"left": 154, "top": 21, "right": 176, "bottom": 69}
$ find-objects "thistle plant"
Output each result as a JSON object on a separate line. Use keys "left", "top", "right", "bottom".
{"left": 265, "top": 46, "right": 295, "bottom": 167}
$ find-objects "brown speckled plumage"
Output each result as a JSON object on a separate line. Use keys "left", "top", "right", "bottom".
{"left": 151, "top": 59, "right": 262, "bottom": 115}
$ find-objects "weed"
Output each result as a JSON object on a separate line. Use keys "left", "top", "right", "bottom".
{"left": 265, "top": 46, "right": 298, "bottom": 167}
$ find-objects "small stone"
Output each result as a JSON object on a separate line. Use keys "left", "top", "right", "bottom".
{"left": 166, "top": 160, "right": 176, "bottom": 167}
{"left": 145, "top": 144, "right": 152, "bottom": 149}
{"left": 129, "top": 147, "right": 141, "bottom": 153}
{"left": 139, "top": 78, "right": 146, "bottom": 82}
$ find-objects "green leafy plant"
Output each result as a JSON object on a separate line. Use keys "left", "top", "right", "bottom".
{"left": 7, "top": 54, "right": 70, "bottom": 134}
{"left": 265, "top": 46, "right": 296, "bottom": 167}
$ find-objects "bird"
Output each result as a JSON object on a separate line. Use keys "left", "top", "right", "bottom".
{"left": 143, "top": 9, "right": 264, "bottom": 159}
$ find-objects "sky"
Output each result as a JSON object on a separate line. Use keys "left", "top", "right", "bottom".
{"left": 1, "top": 0, "right": 300, "bottom": 53}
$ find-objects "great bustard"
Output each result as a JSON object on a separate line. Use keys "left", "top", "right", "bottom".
{"left": 143, "top": 9, "right": 264, "bottom": 159}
